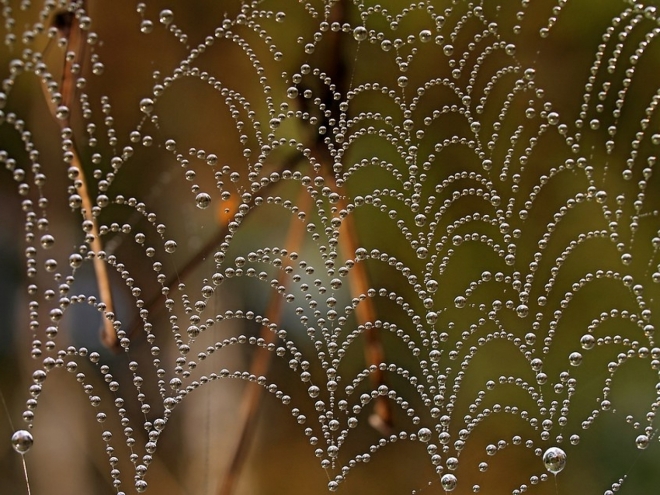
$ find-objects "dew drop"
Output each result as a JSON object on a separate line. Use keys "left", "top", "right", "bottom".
{"left": 353, "top": 26, "right": 368, "bottom": 42}
{"left": 159, "top": 9, "right": 174, "bottom": 25}
{"left": 516, "top": 304, "right": 529, "bottom": 318}
{"left": 418, "top": 427, "right": 432, "bottom": 442}
{"left": 542, "top": 447, "right": 566, "bottom": 474}
{"left": 441, "top": 473, "right": 457, "bottom": 491}
{"left": 195, "top": 192, "right": 211, "bottom": 209}
{"left": 140, "top": 20, "right": 153, "bottom": 34}
{"left": 11, "top": 430, "right": 33, "bottom": 454}
{"left": 635, "top": 434, "right": 649, "bottom": 449}
{"left": 164, "top": 240, "right": 177, "bottom": 253}
{"left": 454, "top": 296, "right": 466, "bottom": 308}
{"left": 569, "top": 352, "right": 582, "bottom": 366}
{"left": 40, "top": 234, "right": 55, "bottom": 249}
{"left": 580, "top": 334, "right": 595, "bottom": 349}
{"left": 419, "top": 30, "right": 432, "bottom": 43}
{"left": 69, "top": 253, "right": 83, "bottom": 268}
{"left": 55, "top": 105, "right": 69, "bottom": 120}
{"left": 416, "top": 247, "right": 428, "bottom": 259}
{"left": 140, "top": 98, "right": 154, "bottom": 115}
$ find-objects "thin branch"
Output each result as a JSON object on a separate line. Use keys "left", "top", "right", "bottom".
{"left": 216, "top": 190, "right": 311, "bottom": 495}
{"left": 41, "top": 5, "right": 119, "bottom": 350}
{"left": 215, "top": 8, "right": 395, "bottom": 494}
{"left": 337, "top": 201, "right": 394, "bottom": 435}
{"left": 127, "top": 153, "right": 302, "bottom": 341}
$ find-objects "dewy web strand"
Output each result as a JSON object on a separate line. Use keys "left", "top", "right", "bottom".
{"left": 1, "top": 0, "right": 660, "bottom": 494}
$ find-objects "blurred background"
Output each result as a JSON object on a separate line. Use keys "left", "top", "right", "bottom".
{"left": 2, "top": 0, "right": 660, "bottom": 494}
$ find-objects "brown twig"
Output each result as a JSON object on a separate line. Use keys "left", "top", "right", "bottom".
{"left": 322, "top": 0, "right": 393, "bottom": 435}
{"left": 42, "top": 5, "right": 119, "bottom": 350}
{"left": 216, "top": 190, "right": 311, "bottom": 495}
{"left": 337, "top": 200, "right": 394, "bottom": 435}
{"left": 127, "top": 153, "right": 302, "bottom": 341}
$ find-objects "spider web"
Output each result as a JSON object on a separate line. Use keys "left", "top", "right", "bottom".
{"left": 2, "top": 0, "right": 660, "bottom": 494}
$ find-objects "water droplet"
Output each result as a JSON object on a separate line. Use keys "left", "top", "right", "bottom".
{"left": 40, "top": 234, "right": 55, "bottom": 249}
{"left": 69, "top": 253, "right": 83, "bottom": 268}
{"left": 418, "top": 427, "right": 432, "bottom": 442}
{"left": 542, "top": 447, "right": 566, "bottom": 474}
{"left": 55, "top": 105, "right": 69, "bottom": 120}
{"left": 140, "top": 20, "right": 153, "bottom": 34}
{"left": 140, "top": 98, "right": 154, "bottom": 115}
{"left": 164, "top": 240, "right": 177, "bottom": 253}
{"left": 419, "top": 30, "right": 432, "bottom": 43}
{"left": 353, "top": 26, "right": 368, "bottom": 42}
{"left": 454, "top": 296, "right": 466, "bottom": 308}
{"left": 195, "top": 192, "right": 211, "bottom": 209}
{"left": 569, "top": 352, "right": 582, "bottom": 366}
{"left": 580, "top": 334, "right": 595, "bottom": 349}
{"left": 287, "top": 86, "right": 298, "bottom": 99}
{"left": 635, "top": 434, "right": 649, "bottom": 449}
{"left": 441, "top": 473, "right": 457, "bottom": 491}
{"left": 159, "top": 9, "right": 174, "bottom": 25}
{"left": 11, "top": 430, "right": 33, "bottom": 454}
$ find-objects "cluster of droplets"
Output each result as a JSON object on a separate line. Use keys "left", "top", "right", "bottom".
{"left": 3, "top": 0, "right": 660, "bottom": 494}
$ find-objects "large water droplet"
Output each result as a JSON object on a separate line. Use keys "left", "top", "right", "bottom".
{"left": 635, "top": 434, "right": 649, "bottom": 450}
{"left": 454, "top": 296, "right": 466, "bottom": 308}
{"left": 40, "top": 234, "right": 55, "bottom": 249}
{"left": 353, "top": 26, "right": 368, "bottom": 42}
{"left": 159, "top": 9, "right": 174, "bottom": 25}
{"left": 440, "top": 473, "right": 457, "bottom": 491}
{"left": 164, "top": 240, "right": 177, "bottom": 253}
{"left": 418, "top": 427, "right": 432, "bottom": 442}
{"left": 140, "top": 98, "right": 154, "bottom": 115}
{"left": 195, "top": 192, "right": 211, "bottom": 209}
{"left": 11, "top": 430, "right": 33, "bottom": 454}
{"left": 542, "top": 447, "right": 566, "bottom": 474}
